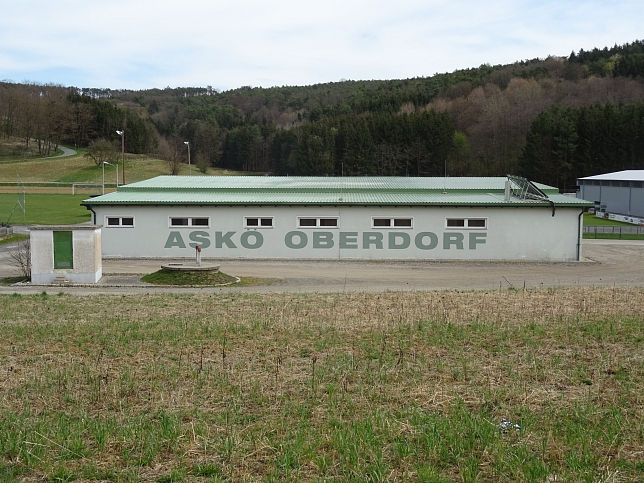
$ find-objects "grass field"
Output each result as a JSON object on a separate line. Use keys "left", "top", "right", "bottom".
{"left": 0, "top": 144, "right": 242, "bottom": 225}
{"left": 0, "top": 193, "right": 90, "bottom": 225}
{"left": 582, "top": 213, "right": 644, "bottom": 240}
{"left": 583, "top": 213, "right": 633, "bottom": 227}
{"left": 0, "top": 288, "right": 641, "bottom": 481}
{"left": 141, "top": 269, "right": 239, "bottom": 286}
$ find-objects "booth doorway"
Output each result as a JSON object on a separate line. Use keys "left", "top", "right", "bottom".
{"left": 53, "top": 231, "right": 73, "bottom": 269}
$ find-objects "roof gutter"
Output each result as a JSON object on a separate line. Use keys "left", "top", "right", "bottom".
{"left": 84, "top": 204, "right": 97, "bottom": 224}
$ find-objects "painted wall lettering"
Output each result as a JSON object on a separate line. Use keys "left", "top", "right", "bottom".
{"left": 163, "top": 229, "right": 487, "bottom": 252}
{"left": 240, "top": 231, "right": 263, "bottom": 249}
{"left": 215, "top": 231, "right": 237, "bottom": 249}
{"left": 285, "top": 231, "right": 307, "bottom": 249}
{"left": 415, "top": 232, "right": 438, "bottom": 250}
{"left": 363, "top": 232, "right": 383, "bottom": 249}
{"left": 189, "top": 231, "right": 211, "bottom": 249}
{"left": 165, "top": 231, "right": 186, "bottom": 248}
{"left": 313, "top": 231, "right": 334, "bottom": 249}
{"left": 389, "top": 232, "right": 410, "bottom": 249}
{"left": 444, "top": 232, "right": 464, "bottom": 250}
{"left": 339, "top": 232, "right": 358, "bottom": 249}
{"left": 469, "top": 232, "right": 487, "bottom": 249}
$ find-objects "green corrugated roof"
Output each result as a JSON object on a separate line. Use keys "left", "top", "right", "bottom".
{"left": 83, "top": 176, "right": 592, "bottom": 208}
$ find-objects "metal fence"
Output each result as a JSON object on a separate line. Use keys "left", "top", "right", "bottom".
{"left": 584, "top": 225, "right": 644, "bottom": 238}
{"left": 0, "top": 226, "right": 14, "bottom": 237}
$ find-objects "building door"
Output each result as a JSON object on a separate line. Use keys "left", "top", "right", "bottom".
{"left": 53, "top": 231, "right": 73, "bottom": 269}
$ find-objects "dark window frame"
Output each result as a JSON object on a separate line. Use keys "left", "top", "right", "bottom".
{"left": 169, "top": 216, "right": 211, "bottom": 228}
{"left": 244, "top": 216, "right": 274, "bottom": 229}
{"left": 297, "top": 216, "right": 339, "bottom": 229}
{"left": 105, "top": 216, "right": 135, "bottom": 228}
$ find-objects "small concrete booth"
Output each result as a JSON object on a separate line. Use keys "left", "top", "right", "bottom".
{"left": 30, "top": 225, "right": 102, "bottom": 284}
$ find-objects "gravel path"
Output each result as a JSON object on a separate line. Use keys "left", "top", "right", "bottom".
{"left": 1, "top": 239, "right": 642, "bottom": 295}
{"left": 46, "top": 145, "right": 77, "bottom": 158}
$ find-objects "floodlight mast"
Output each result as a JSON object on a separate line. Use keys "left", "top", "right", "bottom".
{"left": 184, "top": 141, "right": 190, "bottom": 174}
{"left": 116, "top": 130, "right": 125, "bottom": 184}
{"left": 102, "top": 161, "right": 118, "bottom": 194}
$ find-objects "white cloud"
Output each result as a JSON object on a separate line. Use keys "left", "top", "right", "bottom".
{"left": 1, "top": 0, "right": 642, "bottom": 90}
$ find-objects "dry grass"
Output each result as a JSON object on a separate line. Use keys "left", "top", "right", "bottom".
{"left": 0, "top": 288, "right": 642, "bottom": 481}
{"left": 0, "top": 150, "right": 250, "bottom": 187}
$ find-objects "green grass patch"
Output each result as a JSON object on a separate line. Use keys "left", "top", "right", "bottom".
{"left": 0, "top": 193, "right": 90, "bottom": 224}
{"left": 0, "top": 288, "right": 641, "bottom": 481}
{"left": 583, "top": 232, "right": 644, "bottom": 240}
{"left": 583, "top": 213, "right": 644, "bottom": 239}
{"left": 583, "top": 212, "right": 633, "bottom": 226}
{"left": 0, "top": 233, "right": 28, "bottom": 246}
{"left": 141, "top": 268, "right": 238, "bottom": 286}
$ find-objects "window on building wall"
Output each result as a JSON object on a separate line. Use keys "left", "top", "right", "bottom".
{"left": 371, "top": 217, "right": 413, "bottom": 228}
{"left": 244, "top": 217, "right": 273, "bottom": 228}
{"left": 446, "top": 218, "right": 487, "bottom": 229}
{"left": 169, "top": 217, "right": 210, "bottom": 227}
{"left": 319, "top": 218, "right": 337, "bottom": 227}
{"left": 191, "top": 217, "right": 209, "bottom": 226}
{"left": 297, "top": 217, "right": 338, "bottom": 228}
{"left": 446, "top": 218, "right": 465, "bottom": 227}
{"left": 299, "top": 218, "right": 317, "bottom": 227}
{"left": 105, "top": 216, "right": 134, "bottom": 227}
{"left": 467, "top": 218, "right": 486, "bottom": 228}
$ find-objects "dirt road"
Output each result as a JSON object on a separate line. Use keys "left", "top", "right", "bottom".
{"left": 1, "top": 239, "right": 643, "bottom": 295}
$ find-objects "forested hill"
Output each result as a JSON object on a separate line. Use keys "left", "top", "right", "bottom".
{"left": 2, "top": 40, "right": 644, "bottom": 190}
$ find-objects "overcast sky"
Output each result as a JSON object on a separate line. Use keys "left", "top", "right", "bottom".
{"left": 1, "top": 0, "right": 642, "bottom": 92}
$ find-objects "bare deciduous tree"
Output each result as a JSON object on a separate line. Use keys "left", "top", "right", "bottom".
{"left": 157, "top": 137, "right": 182, "bottom": 175}
{"left": 8, "top": 241, "right": 31, "bottom": 279}
{"left": 85, "top": 138, "right": 116, "bottom": 166}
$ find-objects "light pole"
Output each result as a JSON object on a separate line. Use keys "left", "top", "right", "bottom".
{"left": 102, "top": 162, "right": 118, "bottom": 194}
{"left": 184, "top": 141, "right": 190, "bottom": 174}
{"left": 102, "top": 161, "right": 106, "bottom": 195}
{"left": 116, "top": 130, "right": 125, "bottom": 184}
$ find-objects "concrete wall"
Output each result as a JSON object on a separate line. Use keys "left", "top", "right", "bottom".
{"left": 30, "top": 226, "right": 102, "bottom": 284}
{"left": 94, "top": 205, "right": 583, "bottom": 261}
{"left": 30, "top": 230, "right": 55, "bottom": 282}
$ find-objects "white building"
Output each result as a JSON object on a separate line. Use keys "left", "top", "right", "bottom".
{"left": 83, "top": 176, "right": 591, "bottom": 261}
{"left": 577, "top": 170, "right": 644, "bottom": 221}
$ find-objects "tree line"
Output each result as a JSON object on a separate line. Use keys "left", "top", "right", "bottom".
{"left": 1, "top": 40, "right": 643, "bottom": 185}
{"left": 220, "top": 110, "right": 455, "bottom": 176}
{"left": 0, "top": 83, "right": 156, "bottom": 156}
{"left": 519, "top": 103, "right": 644, "bottom": 190}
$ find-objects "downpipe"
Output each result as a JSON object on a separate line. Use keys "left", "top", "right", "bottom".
{"left": 85, "top": 205, "right": 97, "bottom": 225}
{"left": 577, "top": 208, "right": 584, "bottom": 261}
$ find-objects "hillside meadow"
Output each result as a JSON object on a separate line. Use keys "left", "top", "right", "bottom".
{"left": 0, "top": 288, "right": 642, "bottom": 481}
{"left": 0, "top": 146, "right": 247, "bottom": 225}
{"left": 0, "top": 144, "right": 245, "bottom": 188}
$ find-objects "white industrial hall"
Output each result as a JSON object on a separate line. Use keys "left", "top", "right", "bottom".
{"left": 83, "top": 175, "right": 591, "bottom": 262}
